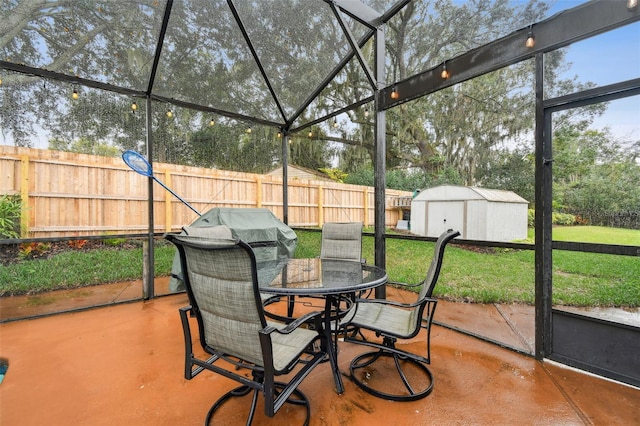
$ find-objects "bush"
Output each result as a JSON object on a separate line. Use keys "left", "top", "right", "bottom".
{"left": 552, "top": 212, "right": 576, "bottom": 225}
{"left": 103, "top": 237, "right": 127, "bottom": 246}
{"left": 528, "top": 209, "right": 576, "bottom": 226}
{"left": 0, "top": 194, "right": 22, "bottom": 239}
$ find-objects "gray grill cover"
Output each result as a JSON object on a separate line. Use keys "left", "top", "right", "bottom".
{"left": 169, "top": 208, "right": 297, "bottom": 291}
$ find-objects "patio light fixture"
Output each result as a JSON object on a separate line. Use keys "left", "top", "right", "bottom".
{"left": 209, "top": 118, "right": 215, "bottom": 126}
{"left": 246, "top": 127, "right": 252, "bottom": 134}
{"left": 390, "top": 85, "right": 399, "bottom": 100}
{"left": 166, "top": 109, "right": 173, "bottom": 118}
{"left": 525, "top": 26, "right": 535, "bottom": 48}
{"left": 364, "top": 108, "right": 370, "bottom": 117}
{"left": 441, "top": 61, "right": 450, "bottom": 79}
{"left": 131, "top": 101, "right": 138, "bottom": 112}
{"left": 71, "top": 88, "right": 79, "bottom": 100}
{"left": 308, "top": 129, "right": 313, "bottom": 138}
{"left": 333, "top": 118, "right": 339, "bottom": 128}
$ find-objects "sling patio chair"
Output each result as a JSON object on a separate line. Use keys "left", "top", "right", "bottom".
{"left": 166, "top": 233, "right": 327, "bottom": 425}
{"left": 285, "top": 222, "right": 365, "bottom": 319}
{"left": 339, "top": 229, "right": 460, "bottom": 401}
{"left": 320, "top": 222, "right": 364, "bottom": 262}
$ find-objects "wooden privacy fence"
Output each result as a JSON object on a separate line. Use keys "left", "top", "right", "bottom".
{"left": 1, "top": 146, "right": 411, "bottom": 238}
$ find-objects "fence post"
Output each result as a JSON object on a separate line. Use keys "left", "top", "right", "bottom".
{"left": 318, "top": 184, "right": 324, "bottom": 227}
{"left": 363, "top": 187, "right": 369, "bottom": 226}
{"left": 164, "top": 169, "right": 172, "bottom": 232}
{"left": 256, "top": 176, "right": 262, "bottom": 208}
{"left": 19, "top": 154, "right": 29, "bottom": 237}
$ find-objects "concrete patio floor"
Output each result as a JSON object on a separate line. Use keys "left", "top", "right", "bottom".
{"left": 1, "top": 285, "right": 638, "bottom": 425}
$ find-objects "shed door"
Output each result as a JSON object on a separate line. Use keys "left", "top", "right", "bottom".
{"left": 426, "top": 201, "right": 464, "bottom": 237}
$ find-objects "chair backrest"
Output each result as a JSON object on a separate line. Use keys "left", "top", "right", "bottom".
{"left": 166, "top": 234, "right": 268, "bottom": 367}
{"left": 182, "top": 224, "right": 233, "bottom": 239}
{"left": 417, "top": 229, "right": 461, "bottom": 301}
{"left": 320, "top": 222, "right": 363, "bottom": 261}
{"left": 401, "top": 229, "right": 459, "bottom": 335}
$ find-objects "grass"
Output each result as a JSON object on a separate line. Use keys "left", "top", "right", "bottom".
{"left": 1, "top": 227, "right": 638, "bottom": 307}
{"left": 525, "top": 225, "right": 640, "bottom": 245}
{"left": 0, "top": 241, "right": 176, "bottom": 296}
{"left": 296, "top": 227, "right": 640, "bottom": 308}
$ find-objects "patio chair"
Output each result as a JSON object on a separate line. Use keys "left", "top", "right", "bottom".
{"left": 286, "top": 222, "right": 365, "bottom": 318}
{"left": 169, "top": 225, "right": 233, "bottom": 291}
{"left": 339, "top": 229, "right": 460, "bottom": 401}
{"left": 166, "top": 234, "right": 327, "bottom": 425}
{"left": 320, "top": 222, "right": 363, "bottom": 262}
{"left": 176, "top": 225, "right": 280, "bottom": 305}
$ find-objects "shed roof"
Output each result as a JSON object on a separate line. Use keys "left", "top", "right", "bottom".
{"left": 267, "top": 165, "right": 333, "bottom": 182}
{"left": 414, "top": 185, "right": 528, "bottom": 204}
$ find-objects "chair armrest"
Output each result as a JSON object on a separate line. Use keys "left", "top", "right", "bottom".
{"left": 388, "top": 280, "right": 423, "bottom": 290}
{"left": 353, "top": 297, "right": 423, "bottom": 309}
{"left": 263, "top": 311, "right": 323, "bottom": 335}
{"left": 179, "top": 305, "right": 193, "bottom": 315}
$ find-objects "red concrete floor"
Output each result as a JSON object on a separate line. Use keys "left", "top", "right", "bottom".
{"left": 1, "top": 287, "right": 638, "bottom": 426}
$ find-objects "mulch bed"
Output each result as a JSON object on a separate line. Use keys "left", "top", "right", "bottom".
{"left": 0, "top": 240, "right": 139, "bottom": 266}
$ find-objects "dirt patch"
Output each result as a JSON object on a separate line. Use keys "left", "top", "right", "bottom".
{"left": 459, "top": 244, "right": 497, "bottom": 254}
{"left": 0, "top": 244, "right": 19, "bottom": 265}
{"left": 0, "top": 239, "right": 139, "bottom": 266}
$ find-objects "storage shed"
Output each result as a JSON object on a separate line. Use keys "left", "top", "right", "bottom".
{"left": 410, "top": 185, "right": 529, "bottom": 242}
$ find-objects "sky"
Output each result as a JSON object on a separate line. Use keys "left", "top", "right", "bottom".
{"left": 546, "top": 1, "right": 640, "bottom": 144}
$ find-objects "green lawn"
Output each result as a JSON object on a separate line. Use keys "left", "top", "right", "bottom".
{"left": 1, "top": 227, "right": 638, "bottom": 308}
{"left": 296, "top": 227, "right": 639, "bottom": 307}
{"left": 526, "top": 225, "right": 640, "bottom": 245}
{"left": 0, "top": 242, "right": 177, "bottom": 296}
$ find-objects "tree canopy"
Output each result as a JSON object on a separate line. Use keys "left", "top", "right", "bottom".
{"left": 1, "top": 0, "right": 638, "bottom": 227}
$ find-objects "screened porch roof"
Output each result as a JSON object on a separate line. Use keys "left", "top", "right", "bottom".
{"left": 4, "top": 0, "right": 627, "bottom": 133}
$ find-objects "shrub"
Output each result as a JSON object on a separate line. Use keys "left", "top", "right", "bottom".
{"left": 0, "top": 194, "right": 22, "bottom": 239}
{"left": 528, "top": 209, "right": 576, "bottom": 226}
{"left": 18, "top": 242, "right": 51, "bottom": 259}
{"left": 552, "top": 212, "right": 576, "bottom": 225}
{"left": 103, "top": 237, "right": 127, "bottom": 246}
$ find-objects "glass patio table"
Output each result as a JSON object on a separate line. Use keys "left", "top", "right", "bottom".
{"left": 258, "top": 257, "right": 388, "bottom": 395}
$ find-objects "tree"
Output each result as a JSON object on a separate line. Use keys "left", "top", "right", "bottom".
{"left": 49, "top": 137, "right": 120, "bottom": 157}
{"left": 553, "top": 125, "right": 640, "bottom": 224}
{"left": 0, "top": 0, "right": 619, "bottom": 194}
{"left": 480, "top": 145, "right": 536, "bottom": 204}
{"left": 480, "top": 121, "right": 640, "bottom": 226}
{"left": 381, "top": 0, "right": 552, "bottom": 185}
{"left": 187, "top": 123, "right": 284, "bottom": 173}
{"left": 344, "top": 166, "right": 462, "bottom": 192}
{"left": 1, "top": 0, "right": 340, "bottom": 169}
{"left": 289, "top": 135, "right": 334, "bottom": 172}
{"left": 1, "top": 1, "right": 167, "bottom": 146}
{"left": 318, "top": 0, "right": 554, "bottom": 185}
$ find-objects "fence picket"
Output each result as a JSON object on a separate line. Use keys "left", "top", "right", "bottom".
{"left": 1, "top": 146, "right": 410, "bottom": 237}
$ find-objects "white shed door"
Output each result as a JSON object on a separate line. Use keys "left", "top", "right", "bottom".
{"left": 426, "top": 201, "right": 465, "bottom": 237}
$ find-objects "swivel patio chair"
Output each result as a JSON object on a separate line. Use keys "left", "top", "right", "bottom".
{"left": 339, "top": 229, "right": 460, "bottom": 401}
{"left": 286, "top": 222, "right": 365, "bottom": 320}
{"left": 176, "top": 225, "right": 282, "bottom": 305}
{"left": 320, "top": 222, "right": 363, "bottom": 262}
{"left": 166, "top": 234, "right": 327, "bottom": 425}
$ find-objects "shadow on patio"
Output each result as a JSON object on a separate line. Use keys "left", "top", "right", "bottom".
{"left": 1, "top": 285, "right": 638, "bottom": 425}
